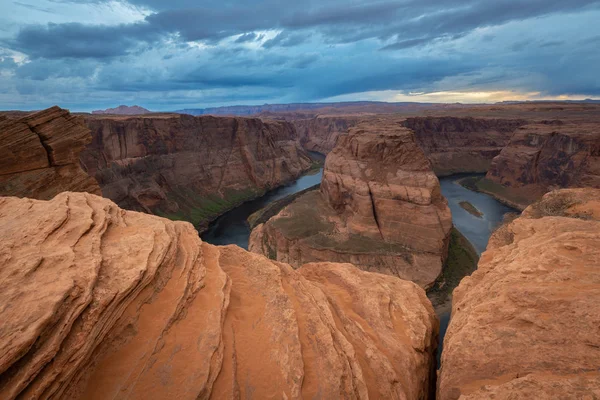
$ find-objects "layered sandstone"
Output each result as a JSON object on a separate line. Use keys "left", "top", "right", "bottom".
{"left": 250, "top": 120, "right": 452, "bottom": 288}
{"left": 80, "top": 114, "right": 312, "bottom": 230}
{"left": 404, "top": 117, "right": 525, "bottom": 176}
{"left": 438, "top": 188, "right": 600, "bottom": 399}
{"left": 0, "top": 106, "right": 100, "bottom": 199}
{"left": 482, "top": 121, "right": 600, "bottom": 208}
{"left": 292, "top": 115, "right": 361, "bottom": 153}
{"left": 0, "top": 192, "right": 438, "bottom": 400}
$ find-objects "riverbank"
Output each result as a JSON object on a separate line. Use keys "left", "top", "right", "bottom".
{"left": 457, "top": 175, "right": 530, "bottom": 211}
{"left": 427, "top": 228, "right": 479, "bottom": 315}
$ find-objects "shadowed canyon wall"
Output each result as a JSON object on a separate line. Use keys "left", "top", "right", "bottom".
{"left": 250, "top": 119, "right": 452, "bottom": 288}
{"left": 438, "top": 188, "right": 600, "bottom": 399}
{"left": 0, "top": 192, "right": 438, "bottom": 400}
{"left": 481, "top": 121, "right": 600, "bottom": 209}
{"left": 0, "top": 106, "right": 100, "bottom": 199}
{"left": 403, "top": 117, "right": 526, "bottom": 176}
{"left": 80, "top": 114, "right": 312, "bottom": 230}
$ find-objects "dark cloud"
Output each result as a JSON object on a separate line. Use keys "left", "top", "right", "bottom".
{"left": 380, "top": 38, "right": 432, "bottom": 51}
{"left": 8, "top": 22, "right": 158, "bottom": 59}
{"left": 1, "top": 0, "right": 600, "bottom": 110}
{"left": 262, "top": 32, "right": 309, "bottom": 48}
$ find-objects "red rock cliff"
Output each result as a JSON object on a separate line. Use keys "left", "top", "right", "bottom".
{"left": 0, "top": 192, "right": 438, "bottom": 399}
{"left": 404, "top": 117, "right": 525, "bottom": 176}
{"left": 438, "top": 188, "right": 600, "bottom": 399}
{"left": 482, "top": 121, "right": 600, "bottom": 208}
{"left": 80, "top": 114, "right": 312, "bottom": 230}
{"left": 292, "top": 115, "right": 361, "bottom": 153}
{"left": 0, "top": 106, "right": 100, "bottom": 199}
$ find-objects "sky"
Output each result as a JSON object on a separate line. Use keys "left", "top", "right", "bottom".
{"left": 0, "top": 0, "right": 599, "bottom": 111}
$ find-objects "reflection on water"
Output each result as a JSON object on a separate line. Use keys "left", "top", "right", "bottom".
{"left": 201, "top": 152, "right": 325, "bottom": 249}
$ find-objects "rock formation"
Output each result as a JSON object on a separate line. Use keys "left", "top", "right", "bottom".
{"left": 80, "top": 114, "right": 312, "bottom": 230}
{"left": 0, "top": 106, "right": 101, "bottom": 199}
{"left": 0, "top": 192, "right": 438, "bottom": 400}
{"left": 250, "top": 120, "right": 452, "bottom": 288}
{"left": 91, "top": 105, "right": 151, "bottom": 115}
{"left": 481, "top": 121, "right": 600, "bottom": 208}
{"left": 292, "top": 115, "right": 361, "bottom": 153}
{"left": 438, "top": 188, "right": 600, "bottom": 399}
{"left": 404, "top": 117, "right": 525, "bottom": 176}
{"left": 289, "top": 115, "right": 525, "bottom": 177}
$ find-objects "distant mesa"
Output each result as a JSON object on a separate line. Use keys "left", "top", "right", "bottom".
{"left": 91, "top": 105, "right": 152, "bottom": 115}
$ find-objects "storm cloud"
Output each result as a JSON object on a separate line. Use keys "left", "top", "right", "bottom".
{"left": 0, "top": 0, "right": 599, "bottom": 110}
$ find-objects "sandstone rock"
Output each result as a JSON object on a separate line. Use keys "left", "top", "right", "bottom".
{"left": 438, "top": 188, "right": 600, "bottom": 399}
{"left": 0, "top": 106, "right": 101, "bottom": 199}
{"left": 292, "top": 115, "right": 361, "bottom": 153}
{"left": 404, "top": 117, "right": 525, "bottom": 176}
{"left": 483, "top": 121, "right": 600, "bottom": 208}
{"left": 0, "top": 192, "right": 438, "bottom": 400}
{"left": 80, "top": 114, "right": 312, "bottom": 230}
{"left": 250, "top": 120, "right": 452, "bottom": 288}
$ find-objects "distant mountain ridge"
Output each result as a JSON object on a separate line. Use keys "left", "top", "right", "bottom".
{"left": 92, "top": 105, "right": 151, "bottom": 115}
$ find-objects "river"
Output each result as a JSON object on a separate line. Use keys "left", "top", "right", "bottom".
{"left": 201, "top": 152, "right": 326, "bottom": 248}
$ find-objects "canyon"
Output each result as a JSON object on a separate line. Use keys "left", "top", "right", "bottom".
{"left": 1, "top": 101, "right": 600, "bottom": 399}
{"left": 0, "top": 192, "right": 438, "bottom": 400}
{"left": 249, "top": 119, "right": 453, "bottom": 288}
{"left": 80, "top": 113, "right": 313, "bottom": 231}
{"left": 0, "top": 106, "right": 101, "bottom": 200}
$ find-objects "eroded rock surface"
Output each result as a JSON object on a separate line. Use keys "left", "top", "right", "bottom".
{"left": 482, "top": 121, "right": 600, "bottom": 208}
{"left": 250, "top": 120, "right": 452, "bottom": 288}
{"left": 404, "top": 117, "right": 525, "bottom": 176}
{"left": 292, "top": 115, "right": 361, "bottom": 153}
{"left": 80, "top": 114, "right": 312, "bottom": 230}
{"left": 0, "top": 192, "right": 438, "bottom": 400}
{"left": 0, "top": 106, "right": 100, "bottom": 199}
{"left": 438, "top": 188, "right": 600, "bottom": 400}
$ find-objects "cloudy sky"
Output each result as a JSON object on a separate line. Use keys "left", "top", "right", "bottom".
{"left": 1, "top": 0, "right": 599, "bottom": 111}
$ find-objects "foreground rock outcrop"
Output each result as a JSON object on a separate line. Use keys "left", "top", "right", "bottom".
{"left": 250, "top": 120, "right": 452, "bottom": 288}
{"left": 481, "top": 121, "right": 600, "bottom": 208}
{"left": 80, "top": 114, "right": 312, "bottom": 230}
{"left": 0, "top": 106, "right": 100, "bottom": 199}
{"left": 0, "top": 192, "right": 438, "bottom": 400}
{"left": 404, "top": 117, "right": 525, "bottom": 176}
{"left": 438, "top": 188, "right": 600, "bottom": 399}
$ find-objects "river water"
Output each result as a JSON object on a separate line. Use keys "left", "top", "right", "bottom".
{"left": 201, "top": 152, "right": 326, "bottom": 248}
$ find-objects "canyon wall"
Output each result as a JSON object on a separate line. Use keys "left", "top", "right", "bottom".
{"left": 250, "top": 120, "right": 452, "bottom": 288}
{"left": 404, "top": 117, "right": 525, "bottom": 176}
{"left": 291, "top": 115, "right": 361, "bottom": 153}
{"left": 0, "top": 106, "right": 100, "bottom": 199}
{"left": 290, "top": 115, "right": 526, "bottom": 177}
{"left": 482, "top": 121, "right": 600, "bottom": 208}
{"left": 80, "top": 114, "right": 312, "bottom": 230}
{"left": 0, "top": 192, "right": 438, "bottom": 400}
{"left": 438, "top": 188, "right": 600, "bottom": 399}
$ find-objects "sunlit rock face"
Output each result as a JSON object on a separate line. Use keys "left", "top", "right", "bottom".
{"left": 0, "top": 106, "right": 101, "bottom": 199}
{"left": 438, "top": 188, "right": 600, "bottom": 400}
{"left": 80, "top": 114, "right": 312, "bottom": 230}
{"left": 250, "top": 119, "right": 452, "bottom": 288}
{"left": 0, "top": 192, "right": 438, "bottom": 400}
